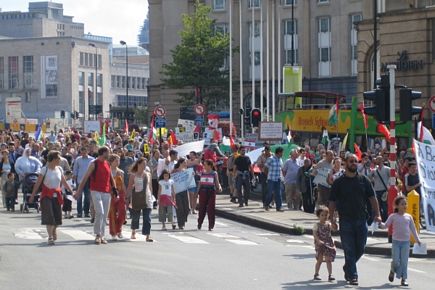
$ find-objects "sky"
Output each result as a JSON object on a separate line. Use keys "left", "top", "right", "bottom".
{"left": 0, "top": 0, "right": 148, "bottom": 45}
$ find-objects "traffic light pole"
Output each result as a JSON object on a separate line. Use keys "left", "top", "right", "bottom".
{"left": 387, "top": 64, "right": 399, "bottom": 243}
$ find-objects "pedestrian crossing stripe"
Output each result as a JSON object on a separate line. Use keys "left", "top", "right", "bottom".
{"left": 60, "top": 229, "right": 95, "bottom": 240}
{"left": 225, "top": 239, "right": 258, "bottom": 246}
{"left": 167, "top": 234, "right": 209, "bottom": 244}
{"left": 14, "top": 228, "right": 45, "bottom": 240}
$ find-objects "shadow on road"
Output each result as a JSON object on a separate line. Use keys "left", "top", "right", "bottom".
{"left": 281, "top": 281, "right": 395, "bottom": 289}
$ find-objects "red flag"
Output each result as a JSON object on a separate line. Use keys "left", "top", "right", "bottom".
{"left": 229, "top": 136, "right": 236, "bottom": 151}
{"left": 212, "top": 129, "right": 221, "bottom": 142}
{"left": 377, "top": 123, "right": 391, "bottom": 143}
{"left": 148, "top": 116, "right": 155, "bottom": 145}
{"left": 354, "top": 143, "right": 362, "bottom": 161}
{"left": 359, "top": 103, "right": 368, "bottom": 129}
{"left": 169, "top": 130, "right": 178, "bottom": 145}
{"left": 124, "top": 119, "right": 129, "bottom": 135}
{"left": 194, "top": 124, "right": 201, "bottom": 134}
{"left": 419, "top": 109, "right": 425, "bottom": 142}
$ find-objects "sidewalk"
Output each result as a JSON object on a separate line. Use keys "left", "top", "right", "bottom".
{"left": 215, "top": 194, "right": 435, "bottom": 258}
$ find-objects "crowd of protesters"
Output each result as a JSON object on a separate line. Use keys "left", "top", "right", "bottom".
{"left": 0, "top": 128, "right": 423, "bottom": 286}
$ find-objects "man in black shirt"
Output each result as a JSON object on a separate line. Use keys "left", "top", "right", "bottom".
{"left": 233, "top": 147, "right": 253, "bottom": 207}
{"left": 329, "top": 153, "right": 381, "bottom": 286}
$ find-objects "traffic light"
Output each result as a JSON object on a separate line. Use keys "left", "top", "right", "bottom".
{"left": 251, "top": 108, "right": 261, "bottom": 127}
{"left": 363, "top": 74, "right": 389, "bottom": 123}
{"left": 399, "top": 88, "right": 422, "bottom": 122}
{"left": 60, "top": 110, "right": 65, "bottom": 119}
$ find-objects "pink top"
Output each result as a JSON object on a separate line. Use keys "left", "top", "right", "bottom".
{"left": 383, "top": 213, "right": 419, "bottom": 242}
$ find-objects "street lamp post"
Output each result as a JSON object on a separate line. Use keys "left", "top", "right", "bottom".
{"left": 120, "top": 40, "right": 129, "bottom": 124}
{"left": 88, "top": 43, "right": 98, "bottom": 120}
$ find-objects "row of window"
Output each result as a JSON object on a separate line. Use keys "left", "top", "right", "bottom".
{"left": 0, "top": 12, "right": 36, "bottom": 20}
{"left": 111, "top": 75, "right": 148, "bottom": 90}
{"left": 212, "top": 0, "right": 329, "bottom": 11}
{"left": 78, "top": 71, "right": 103, "bottom": 87}
{"left": 79, "top": 52, "right": 103, "bottom": 69}
{"left": 117, "top": 95, "right": 148, "bottom": 107}
{"left": 0, "top": 56, "right": 34, "bottom": 90}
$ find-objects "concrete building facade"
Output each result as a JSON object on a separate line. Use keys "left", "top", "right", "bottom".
{"left": 149, "top": 0, "right": 364, "bottom": 128}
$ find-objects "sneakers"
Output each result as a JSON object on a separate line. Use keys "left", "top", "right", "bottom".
{"left": 349, "top": 278, "right": 359, "bottom": 286}
{"left": 388, "top": 270, "right": 394, "bottom": 282}
{"left": 343, "top": 266, "right": 350, "bottom": 282}
{"left": 401, "top": 279, "right": 409, "bottom": 287}
{"left": 100, "top": 238, "right": 108, "bottom": 244}
{"left": 328, "top": 275, "right": 335, "bottom": 282}
{"left": 313, "top": 274, "right": 321, "bottom": 281}
{"left": 95, "top": 236, "right": 101, "bottom": 245}
{"left": 197, "top": 224, "right": 202, "bottom": 230}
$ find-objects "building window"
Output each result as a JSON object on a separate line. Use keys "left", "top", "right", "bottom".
{"left": 285, "top": 49, "right": 299, "bottom": 65}
{"left": 89, "top": 54, "right": 94, "bottom": 67}
{"left": 319, "top": 17, "right": 330, "bottom": 33}
{"left": 213, "top": 0, "right": 225, "bottom": 11}
{"left": 249, "top": 21, "right": 261, "bottom": 37}
{"left": 80, "top": 52, "right": 84, "bottom": 66}
{"left": 84, "top": 53, "right": 89, "bottom": 66}
{"left": 25, "top": 92, "right": 31, "bottom": 103}
{"left": 0, "top": 57, "right": 4, "bottom": 89}
{"left": 79, "top": 71, "right": 85, "bottom": 86}
{"left": 284, "top": 19, "right": 297, "bottom": 35}
{"left": 79, "top": 91, "right": 85, "bottom": 114}
{"left": 23, "top": 56, "right": 33, "bottom": 88}
{"left": 88, "top": 72, "right": 94, "bottom": 86}
{"left": 214, "top": 23, "right": 228, "bottom": 35}
{"left": 318, "top": 0, "right": 329, "bottom": 4}
{"left": 111, "top": 76, "right": 116, "bottom": 88}
{"left": 319, "top": 47, "right": 331, "bottom": 62}
{"left": 8, "top": 56, "right": 19, "bottom": 89}
{"left": 98, "top": 54, "right": 102, "bottom": 69}
{"left": 350, "top": 14, "right": 362, "bottom": 75}
{"left": 283, "top": 0, "right": 296, "bottom": 5}
{"left": 46, "top": 84, "right": 57, "bottom": 97}
{"left": 117, "top": 95, "right": 148, "bottom": 107}
{"left": 97, "top": 73, "right": 102, "bottom": 87}
{"left": 248, "top": 0, "right": 261, "bottom": 8}
{"left": 122, "top": 76, "right": 126, "bottom": 88}
{"left": 132, "top": 77, "right": 136, "bottom": 89}
{"left": 117, "top": 76, "right": 121, "bottom": 88}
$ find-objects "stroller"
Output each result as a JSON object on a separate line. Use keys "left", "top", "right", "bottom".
{"left": 20, "top": 173, "right": 40, "bottom": 213}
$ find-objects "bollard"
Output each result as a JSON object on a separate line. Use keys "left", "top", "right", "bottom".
{"left": 387, "top": 185, "right": 399, "bottom": 243}
{"left": 406, "top": 190, "right": 420, "bottom": 245}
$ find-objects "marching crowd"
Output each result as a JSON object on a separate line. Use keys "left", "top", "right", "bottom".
{"left": 0, "top": 128, "right": 423, "bottom": 286}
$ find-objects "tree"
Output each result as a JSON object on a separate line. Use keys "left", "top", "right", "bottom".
{"left": 162, "top": 0, "right": 233, "bottom": 111}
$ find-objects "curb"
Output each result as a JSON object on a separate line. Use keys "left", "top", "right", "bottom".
{"left": 215, "top": 207, "right": 435, "bottom": 258}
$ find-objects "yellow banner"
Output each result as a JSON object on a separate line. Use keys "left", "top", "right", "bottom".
{"left": 283, "top": 66, "right": 303, "bottom": 108}
{"left": 283, "top": 110, "right": 350, "bottom": 134}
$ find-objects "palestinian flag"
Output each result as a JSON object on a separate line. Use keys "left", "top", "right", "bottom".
{"left": 328, "top": 98, "right": 339, "bottom": 126}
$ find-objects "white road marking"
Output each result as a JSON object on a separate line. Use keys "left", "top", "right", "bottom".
{"left": 225, "top": 239, "right": 258, "bottom": 246}
{"left": 214, "top": 221, "right": 228, "bottom": 227}
{"left": 60, "top": 229, "right": 96, "bottom": 240}
{"left": 14, "top": 228, "right": 44, "bottom": 240}
{"left": 362, "top": 256, "right": 379, "bottom": 262}
{"left": 256, "top": 233, "right": 280, "bottom": 236}
{"left": 408, "top": 268, "right": 426, "bottom": 274}
{"left": 168, "top": 234, "right": 209, "bottom": 244}
{"left": 303, "top": 235, "right": 314, "bottom": 239}
{"left": 286, "top": 239, "right": 305, "bottom": 244}
{"left": 208, "top": 233, "right": 239, "bottom": 239}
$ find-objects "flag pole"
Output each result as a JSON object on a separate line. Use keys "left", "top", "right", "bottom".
{"left": 229, "top": 0, "right": 233, "bottom": 137}
{"left": 239, "top": 0, "right": 244, "bottom": 139}
{"left": 266, "top": 0, "right": 270, "bottom": 121}
{"left": 260, "top": 0, "right": 263, "bottom": 121}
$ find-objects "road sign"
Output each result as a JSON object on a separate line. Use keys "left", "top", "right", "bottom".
{"left": 194, "top": 116, "right": 204, "bottom": 126}
{"left": 429, "top": 96, "right": 435, "bottom": 113}
{"left": 154, "top": 105, "right": 166, "bottom": 117}
{"left": 259, "top": 122, "right": 283, "bottom": 140}
{"left": 194, "top": 104, "right": 206, "bottom": 115}
{"left": 155, "top": 117, "right": 166, "bottom": 128}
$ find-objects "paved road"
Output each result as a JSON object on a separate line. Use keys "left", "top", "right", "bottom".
{"left": 0, "top": 208, "right": 433, "bottom": 290}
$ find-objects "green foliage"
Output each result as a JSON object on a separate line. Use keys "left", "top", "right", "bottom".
{"left": 162, "top": 0, "right": 233, "bottom": 110}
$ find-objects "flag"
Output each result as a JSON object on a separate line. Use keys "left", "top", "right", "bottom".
{"left": 93, "top": 131, "right": 99, "bottom": 143}
{"left": 99, "top": 123, "right": 106, "bottom": 146}
{"left": 194, "top": 124, "right": 201, "bottom": 134}
{"left": 169, "top": 130, "right": 178, "bottom": 145}
{"left": 34, "top": 124, "right": 41, "bottom": 141}
{"left": 377, "top": 123, "right": 391, "bottom": 143}
{"left": 124, "top": 119, "right": 129, "bottom": 135}
{"left": 321, "top": 129, "right": 329, "bottom": 146}
{"left": 417, "top": 121, "right": 435, "bottom": 144}
{"left": 341, "top": 132, "right": 349, "bottom": 151}
{"left": 328, "top": 99, "right": 338, "bottom": 126}
{"left": 354, "top": 143, "right": 362, "bottom": 161}
{"left": 229, "top": 135, "right": 236, "bottom": 151}
{"left": 359, "top": 103, "right": 368, "bottom": 129}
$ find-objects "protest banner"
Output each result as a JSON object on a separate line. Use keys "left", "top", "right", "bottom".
{"left": 313, "top": 167, "right": 330, "bottom": 188}
{"left": 413, "top": 139, "right": 435, "bottom": 232}
{"left": 171, "top": 168, "right": 196, "bottom": 194}
{"left": 174, "top": 140, "right": 205, "bottom": 158}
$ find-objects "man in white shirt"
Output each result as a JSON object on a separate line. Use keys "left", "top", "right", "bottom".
{"left": 157, "top": 149, "right": 178, "bottom": 178}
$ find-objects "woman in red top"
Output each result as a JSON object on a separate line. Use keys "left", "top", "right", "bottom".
{"left": 75, "top": 146, "right": 114, "bottom": 245}
{"left": 29, "top": 151, "right": 73, "bottom": 245}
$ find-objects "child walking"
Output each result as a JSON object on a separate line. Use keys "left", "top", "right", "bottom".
{"left": 379, "top": 195, "right": 421, "bottom": 287}
{"left": 313, "top": 206, "right": 336, "bottom": 282}
{"left": 3, "top": 172, "right": 18, "bottom": 212}
{"left": 62, "top": 171, "right": 74, "bottom": 219}
{"left": 158, "top": 170, "right": 176, "bottom": 230}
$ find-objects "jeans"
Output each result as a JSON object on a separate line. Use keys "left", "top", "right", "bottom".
{"left": 77, "top": 183, "right": 90, "bottom": 217}
{"left": 236, "top": 172, "right": 251, "bottom": 205}
{"left": 131, "top": 208, "right": 152, "bottom": 235}
{"left": 376, "top": 190, "right": 388, "bottom": 222}
{"left": 259, "top": 173, "right": 267, "bottom": 205}
{"left": 339, "top": 218, "right": 368, "bottom": 280}
{"left": 90, "top": 191, "right": 111, "bottom": 237}
{"left": 266, "top": 180, "right": 283, "bottom": 210}
{"left": 391, "top": 240, "right": 410, "bottom": 280}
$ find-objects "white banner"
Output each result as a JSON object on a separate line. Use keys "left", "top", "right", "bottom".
{"left": 414, "top": 139, "right": 435, "bottom": 232}
{"left": 175, "top": 140, "right": 205, "bottom": 158}
{"left": 84, "top": 120, "right": 100, "bottom": 133}
{"left": 5, "top": 97, "right": 22, "bottom": 124}
{"left": 171, "top": 168, "right": 196, "bottom": 194}
{"left": 313, "top": 167, "right": 330, "bottom": 188}
{"left": 246, "top": 147, "right": 264, "bottom": 163}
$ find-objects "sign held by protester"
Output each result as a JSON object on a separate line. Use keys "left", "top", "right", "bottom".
{"left": 413, "top": 139, "right": 435, "bottom": 232}
{"left": 171, "top": 168, "right": 196, "bottom": 194}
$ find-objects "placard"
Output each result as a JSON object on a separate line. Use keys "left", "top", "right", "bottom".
{"left": 84, "top": 120, "right": 100, "bottom": 133}
{"left": 171, "top": 168, "right": 196, "bottom": 194}
{"left": 313, "top": 167, "right": 330, "bottom": 188}
{"left": 259, "top": 122, "right": 283, "bottom": 140}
